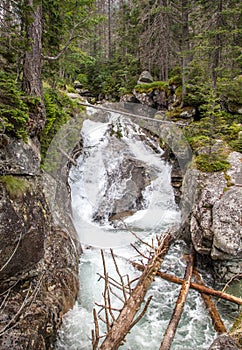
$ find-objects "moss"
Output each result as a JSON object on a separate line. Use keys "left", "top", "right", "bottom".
{"left": 169, "top": 75, "right": 182, "bottom": 86}
{"left": 0, "top": 175, "right": 29, "bottom": 199}
{"left": 134, "top": 81, "right": 168, "bottom": 93}
{"left": 175, "top": 85, "right": 182, "bottom": 100}
{"left": 40, "top": 87, "right": 79, "bottom": 161}
{"left": 195, "top": 154, "right": 230, "bottom": 172}
{"left": 230, "top": 311, "right": 242, "bottom": 346}
{"left": 166, "top": 107, "right": 183, "bottom": 118}
{"left": 186, "top": 135, "right": 210, "bottom": 150}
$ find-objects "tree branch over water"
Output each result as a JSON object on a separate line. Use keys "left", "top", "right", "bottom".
{"left": 92, "top": 231, "right": 174, "bottom": 350}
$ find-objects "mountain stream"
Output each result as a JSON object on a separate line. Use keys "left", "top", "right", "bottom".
{"left": 56, "top": 110, "right": 236, "bottom": 350}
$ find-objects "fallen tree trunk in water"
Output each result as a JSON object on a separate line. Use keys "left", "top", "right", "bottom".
{"left": 97, "top": 232, "right": 174, "bottom": 350}
{"left": 159, "top": 249, "right": 194, "bottom": 350}
{"left": 193, "top": 269, "right": 227, "bottom": 334}
{"left": 132, "top": 262, "right": 242, "bottom": 305}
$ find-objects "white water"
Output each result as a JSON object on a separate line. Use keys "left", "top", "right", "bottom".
{"left": 56, "top": 113, "right": 235, "bottom": 350}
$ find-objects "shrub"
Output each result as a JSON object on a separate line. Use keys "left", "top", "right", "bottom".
{"left": 134, "top": 81, "right": 169, "bottom": 93}
{"left": 0, "top": 71, "right": 29, "bottom": 140}
{"left": 195, "top": 154, "right": 230, "bottom": 172}
{"left": 40, "top": 87, "right": 78, "bottom": 161}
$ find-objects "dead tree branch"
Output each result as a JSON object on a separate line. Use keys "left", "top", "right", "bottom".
{"left": 92, "top": 308, "right": 100, "bottom": 350}
{"left": 193, "top": 269, "right": 227, "bottom": 334}
{"left": 98, "top": 231, "right": 174, "bottom": 350}
{"left": 132, "top": 262, "right": 242, "bottom": 305}
{"left": 159, "top": 249, "right": 194, "bottom": 350}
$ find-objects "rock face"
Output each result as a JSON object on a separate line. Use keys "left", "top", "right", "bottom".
{"left": 95, "top": 157, "right": 154, "bottom": 222}
{"left": 0, "top": 138, "right": 40, "bottom": 175}
{"left": 209, "top": 335, "right": 240, "bottom": 350}
{"left": 180, "top": 151, "right": 242, "bottom": 281}
{"left": 0, "top": 138, "right": 81, "bottom": 349}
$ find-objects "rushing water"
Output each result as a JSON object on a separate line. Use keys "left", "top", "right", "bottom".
{"left": 56, "top": 112, "right": 235, "bottom": 350}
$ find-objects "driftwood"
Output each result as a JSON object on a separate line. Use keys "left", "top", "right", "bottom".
{"left": 132, "top": 262, "right": 242, "bottom": 305}
{"left": 159, "top": 249, "right": 194, "bottom": 350}
{"left": 93, "top": 231, "right": 174, "bottom": 350}
{"left": 193, "top": 269, "right": 227, "bottom": 334}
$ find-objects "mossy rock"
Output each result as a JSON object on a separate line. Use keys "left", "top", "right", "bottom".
{"left": 195, "top": 154, "right": 230, "bottom": 172}
{"left": 134, "top": 81, "right": 169, "bottom": 93}
{"left": 0, "top": 175, "right": 29, "bottom": 199}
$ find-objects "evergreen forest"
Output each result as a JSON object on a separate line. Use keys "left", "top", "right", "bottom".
{"left": 0, "top": 0, "right": 242, "bottom": 166}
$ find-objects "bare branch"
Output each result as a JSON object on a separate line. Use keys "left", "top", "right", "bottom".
{"left": 130, "top": 296, "right": 153, "bottom": 329}
{"left": 92, "top": 308, "right": 100, "bottom": 350}
{"left": 101, "top": 250, "right": 111, "bottom": 332}
{"left": 193, "top": 269, "right": 227, "bottom": 334}
{"left": 130, "top": 243, "right": 149, "bottom": 260}
{"left": 159, "top": 248, "right": 194, "bottom": 350}
{"left": 99, "top": 231, "right": 174, "bottom": 350}
{"left": 110, "top": 249, "right": 127, "bottom": 302}
{"left": 132, "top": 262, "right": 242, "bottom": 306}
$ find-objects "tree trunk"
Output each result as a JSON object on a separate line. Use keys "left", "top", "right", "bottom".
{"left": 22, "top": 0, "right": 46, "bottom": 136}
{"left": 193, "top": 269, "right": 227, "bottom": 334}
{"left": 159, "top": 249, "right": 194, "bottom": 350}
{"left": 212, "top": 0, "right": 223, "bottom": 88}
{"left": 132, "top": 262, "right": 242, "bottom": 305}
{"left": 99, "top": 232, "right": 174, "bottom": 350}
{"left": 181, "top": 0, "right": 190, "bottom": 105}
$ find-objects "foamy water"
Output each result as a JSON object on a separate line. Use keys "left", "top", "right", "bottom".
{"left": 56, "top": 114, "right": 235, "bottom": 349}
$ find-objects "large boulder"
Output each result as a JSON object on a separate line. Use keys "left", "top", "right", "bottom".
{"left": 137, "top": 70, "right": 153, "bottom": 84}
{"left": 0, "top": 130, "right": 81, "bottom": 350}
{"left": 209, "top": 335, "right": 240, "bottom": 350}
{"left": 180, "top": 151, "right": 242, "bottom": 281}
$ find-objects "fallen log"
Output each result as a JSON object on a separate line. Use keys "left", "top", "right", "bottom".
{"left": 159, "top": 249, "right": 194, "bottom": 350}
{"left": 98, "top": 232, "right": 174, "bottom": 350}
{"left": 132, "top": 262, "right": 242, "bottom": 305}
{"left": 193, "top": 269, "right": 227, "bottom": 334}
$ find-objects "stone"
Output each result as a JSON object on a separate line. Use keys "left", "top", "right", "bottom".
{"left": 179, "top": 152, "right": 242, "bottom": 281}
{"left": 0, "top": 173, "right": 80, "bottom": 349}
{"left": 209, "top": 335, "right": 240, "bottom": 350}
{"left": 179, "top": 107, "right": 196, "bottom": 119}
{"left": 212, "top": 187, "right": 242, "bottom": 259}
{"left": 0, "top": 138, "right": 40, "bottom": 175}
{"left": 227, "top": 151, "right": 242, "bottom": 186}
{"left": 120, "top": 93, "right": 139, "bottom": 103}
{"left": 153, "top": 89, "right": 167, "bottom": 108}
{"left": 133, "top": 90, "right": 155, "bottom": 107}
{"left": 137, "top": 70, "right": 153, "bottom": 84}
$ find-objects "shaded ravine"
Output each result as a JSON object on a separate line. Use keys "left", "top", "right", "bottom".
{"left": 56, "top": 114, "right": 237, "bottom": 350}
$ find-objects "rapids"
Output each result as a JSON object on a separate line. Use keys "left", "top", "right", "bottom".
{"left": 56, "top": 112, "right": 236, "bottom": 350}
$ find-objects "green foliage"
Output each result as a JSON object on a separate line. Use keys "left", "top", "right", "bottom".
{"left": 0, "top": 175, "right": 29, "bottom": 199}
{"left": 40, "top": 87, "right": 78, "bottom": 160}
{"left": 80, "top": 53, "right": 140, "bottom": 100}
{"left": 186, "top": 135, "right": 211, "bottom": 150}
{"left": 0, "top": 71, "right": 29, "bottom": 140}
{"left": 195, "top": 154, "right": 230, "bottom": 172}
{"left": 134, "top": 81, "right": 168, "bottom": 93}
{"left": 217, "top": 76, "right": 242, "bottom": 110}
{"left": 110, "top": 121, "right": 123, "bottom": 139}
{"left": 169, "top": 75, "right": 182, "bottom": 86}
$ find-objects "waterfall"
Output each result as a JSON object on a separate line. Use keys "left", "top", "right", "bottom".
{"left": 56, "top": 111, "right": 235, "bottom": 350}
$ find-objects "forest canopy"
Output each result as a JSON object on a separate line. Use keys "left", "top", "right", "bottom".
{"left": 0, "top": 0, "right": 241, "bottom": 160}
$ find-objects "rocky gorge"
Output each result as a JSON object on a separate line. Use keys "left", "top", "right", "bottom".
{"left": 0, "top": 84, "right": 241, "bottom": 349}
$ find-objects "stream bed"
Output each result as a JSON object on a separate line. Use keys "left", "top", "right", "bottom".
{"left": 56, "top": 112, "right": 236, "bottom": 350}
